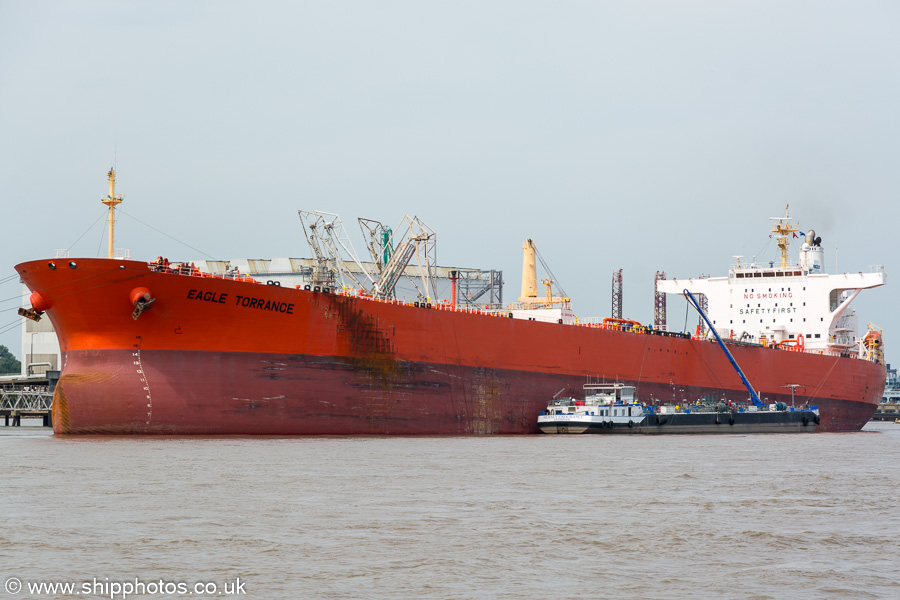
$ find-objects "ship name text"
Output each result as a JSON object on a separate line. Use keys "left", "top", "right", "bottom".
{"left": 235, "top": 294, "right": 294, "bottom": 314}
{"left": 187, "top": 289, "right": 228, "bottom": 304}
{"left": 186, "top": 289, "right": 294, "bottom": 314}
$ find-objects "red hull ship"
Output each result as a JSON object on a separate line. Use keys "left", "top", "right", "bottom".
{"left": 14, "top": 254, "right": 885, "bottom": 435}
{"left": 14, "top": 180, "right": 887, "bottom": 435}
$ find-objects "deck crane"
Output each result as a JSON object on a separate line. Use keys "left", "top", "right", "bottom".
{"left": 683, "top": 289, "right": 764, "bottom": 407}
{"left": 518, "top": 239, "right": 570, "bottom": 307}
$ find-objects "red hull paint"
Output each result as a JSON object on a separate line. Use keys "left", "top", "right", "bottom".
{"left": 16, "top": 258, "right": 884, "bottom": 435}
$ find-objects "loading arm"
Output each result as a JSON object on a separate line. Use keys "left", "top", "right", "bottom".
{"left": 373, "top": 234, "right": 422, "bottom": 299}
{"left": 683, "top": 289, "right": 763, "bottom": 407}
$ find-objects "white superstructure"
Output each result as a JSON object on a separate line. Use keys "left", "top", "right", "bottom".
{"left": 657, "top": 207, "right": 885, "bottom": 356}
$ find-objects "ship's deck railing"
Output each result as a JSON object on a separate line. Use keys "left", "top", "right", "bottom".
{"left": 649, "top": 402, "right": 817, "bottom": 414}
{"left": 152, "top": 260, "right": 860, "bottom": 360}
{"left": 148, "top": 260, "right": 261, "bottom": 283}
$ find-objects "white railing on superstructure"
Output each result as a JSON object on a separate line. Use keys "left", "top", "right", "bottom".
{"left": 578, "top": 317, "right": 605, "bottom": 325}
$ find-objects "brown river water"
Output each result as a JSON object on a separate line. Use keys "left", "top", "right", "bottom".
{"left": 1, "top": 421, "right": 898, "bottom": 599}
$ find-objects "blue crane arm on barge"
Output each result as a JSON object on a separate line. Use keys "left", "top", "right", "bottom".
{"left": 683, "top": 289, "right": 763, "bottom": 407}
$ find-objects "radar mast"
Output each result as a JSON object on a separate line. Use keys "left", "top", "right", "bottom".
{"left": 769, "top": 204, "right": 799, "bottom": 268}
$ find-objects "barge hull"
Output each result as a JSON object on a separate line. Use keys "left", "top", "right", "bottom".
{"left": 539, "top": 411, "right": 820, "bottom": 435}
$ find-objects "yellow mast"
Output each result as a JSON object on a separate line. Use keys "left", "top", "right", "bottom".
{"left": 100, "top": 168, "right": 123, "bottom": 259}
{"left": 770, "top": 203, "right": 799, "bottom": 268}
{"left": 520, "top": 239, "right": 538, "bottom": 300}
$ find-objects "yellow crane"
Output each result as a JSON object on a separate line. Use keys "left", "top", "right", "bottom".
{"left": 518, "top": 239, "right": 570, "bottom": 308}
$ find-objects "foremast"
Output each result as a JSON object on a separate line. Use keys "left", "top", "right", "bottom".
{"left": 100, "top": 168, "right": 123, "bottom": 259}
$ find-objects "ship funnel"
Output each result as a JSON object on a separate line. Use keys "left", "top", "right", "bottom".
{"left": 520, "top": 239, "right": 537, "bottom": 299}
{"left": 799, "top": 228, "right": 824, "bottom": 272}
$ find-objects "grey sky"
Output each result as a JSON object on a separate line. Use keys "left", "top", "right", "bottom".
{"left": 1, "top": 1, "right": 898, "bottom": 364}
